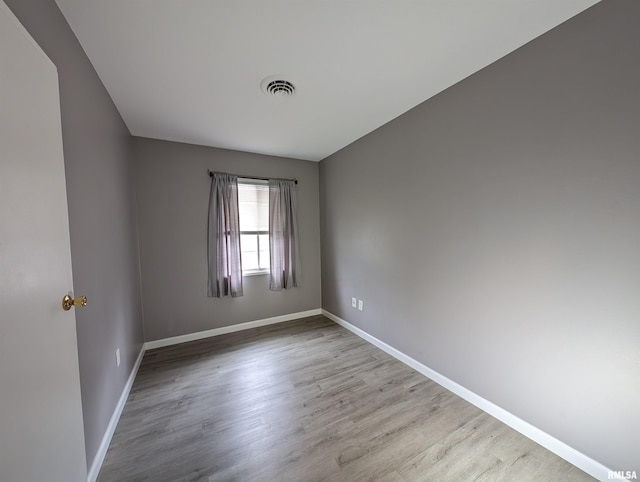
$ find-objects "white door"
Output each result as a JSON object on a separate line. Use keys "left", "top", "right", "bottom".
{"left": 0, "top": 3, "right": 88, "bottom": 481}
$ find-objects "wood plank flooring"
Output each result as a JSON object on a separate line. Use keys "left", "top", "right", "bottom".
{"left": 97, "top": 316, "right": 594, "bottom": 481}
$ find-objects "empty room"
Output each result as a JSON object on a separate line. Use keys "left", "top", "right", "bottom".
{"left": 1, "top": 0, "right": 638, "bottom": 481}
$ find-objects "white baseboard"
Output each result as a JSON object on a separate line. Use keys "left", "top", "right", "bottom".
{"left": 321, "top": 309, "right": 614, "bottom": 482}
{"left": 87, "top": 345, "right": 145, "bottom": 482}
{"left": 89, "top": 309, "right": 614, "bottom": 481}
{"left": 87, "top": 309, "right": 322, "bottom": 481}
{"left": 144, "top": 309, "right": 322, "bottom": 350}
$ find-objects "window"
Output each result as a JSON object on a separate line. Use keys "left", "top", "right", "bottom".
{"left": 238, "top": 180, "right": 269, "bottom": 275}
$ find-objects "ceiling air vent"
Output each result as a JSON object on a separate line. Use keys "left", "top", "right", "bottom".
{"left": 261, "top": 77, "right": 295, "bottom": 97}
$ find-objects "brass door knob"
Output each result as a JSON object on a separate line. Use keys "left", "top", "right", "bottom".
{"left": 62, "top": 294, "right": 87, "bottom": 311}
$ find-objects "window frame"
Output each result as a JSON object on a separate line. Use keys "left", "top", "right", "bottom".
{"left": 237, "top": 178, "right": 270, "bottom": 277}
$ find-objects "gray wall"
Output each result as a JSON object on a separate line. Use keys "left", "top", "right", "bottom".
{"left": 320, "top": 0, "right": 639, "bottom": 473}
{"left": 4, "top": 0, "right": 145, "bottom": 468}
{"left": 133, "top": 137, "right": 321, "bottom": 341}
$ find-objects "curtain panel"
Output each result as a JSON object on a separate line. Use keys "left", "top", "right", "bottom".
{"left": 207, "top": 173, "right": 243, "bottom": 298}
{"left": 268, "top": 179, "right": 302, "bottom": 290}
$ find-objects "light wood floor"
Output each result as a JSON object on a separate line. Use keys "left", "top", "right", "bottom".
{"left": 98, "top": 315, "right": 594, "bottom": 481}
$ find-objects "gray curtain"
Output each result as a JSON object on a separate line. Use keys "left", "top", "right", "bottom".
{"left": 207, "top": 173, "right": 243, "bottom": 298}
{"left": 269, "top": 179, "right": 302, "bottom": 290}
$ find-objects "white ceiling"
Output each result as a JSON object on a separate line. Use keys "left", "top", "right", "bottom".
{"left": 55, "top": 0, "right": 599, "bottom": 162}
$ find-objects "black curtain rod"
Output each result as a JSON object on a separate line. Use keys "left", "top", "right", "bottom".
{"left": 208, "top": 170, "right": 297, "bottom": 184}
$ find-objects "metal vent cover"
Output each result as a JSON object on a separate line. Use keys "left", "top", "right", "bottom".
{"left": 261, "top": 77, "right": 295, "bottom": 97}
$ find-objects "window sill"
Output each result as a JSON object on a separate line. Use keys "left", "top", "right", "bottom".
{"left": 242, "top": 270, "right": 269, "bottom": 277}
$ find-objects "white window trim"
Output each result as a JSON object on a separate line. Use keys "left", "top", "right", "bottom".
{"left": 242, "top": 269, "right": 269, "bottom": 277}
{"left": 238, "top": 178, "right": 270, "bottom": 277}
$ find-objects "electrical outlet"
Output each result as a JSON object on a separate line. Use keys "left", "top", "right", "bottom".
{"left": 115, "top": 348, "right": 121, "bottom": 368}
{"left": 358, "top": 300, "right": 364, "bottom": 311}
{"left": 352, "top": 297, "right": 357, "bottom": 308}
